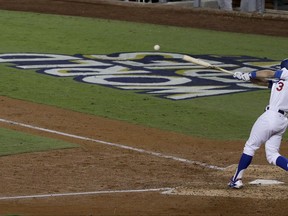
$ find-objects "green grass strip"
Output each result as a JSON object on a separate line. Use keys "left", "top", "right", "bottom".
{"left": 0, "top": 9, "right": 287, "bottom": 58}
{"left": 0, "top": 127, "right": 78, "bottom": 156}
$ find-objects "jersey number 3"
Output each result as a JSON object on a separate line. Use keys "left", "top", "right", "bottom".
{"left": 277, "top": 81, "right": 284, "bottom": 91}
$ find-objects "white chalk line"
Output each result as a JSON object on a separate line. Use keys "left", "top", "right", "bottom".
{"left": 0, "top": 188, "right": 172, "bottom": 201}
{"left": 0, "top": 117, "right": 225, "bottom": 170}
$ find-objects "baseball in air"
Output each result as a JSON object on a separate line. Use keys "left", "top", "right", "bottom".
{"left": 154, "top": 44, "right": 160, "bottom": 51}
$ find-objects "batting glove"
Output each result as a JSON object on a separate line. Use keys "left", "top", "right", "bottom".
{"left": 233, "top": 72, "right": 251, "bottom": 81}
{"left": 241, "top": 73, "right": 251, "bottom": 81}
{"left": 233, "top": 71, "right": 244, "bottom": 80}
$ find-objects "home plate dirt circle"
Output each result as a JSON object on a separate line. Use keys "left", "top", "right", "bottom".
{"left": 164, "top": 164, "right": 287, "bottom": 200}
{"left": 163, "top": 183, "right": 287, "bottom": 200}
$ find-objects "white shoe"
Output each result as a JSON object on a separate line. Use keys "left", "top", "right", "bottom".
{"left": 228, "top": 178, "right": 243, "bottom": 189}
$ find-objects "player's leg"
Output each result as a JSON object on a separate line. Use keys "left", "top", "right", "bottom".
{"left": 219, "top": 0, "right": 233, "bottom": 11}
{"left": 276, "top": 156, "right": 288, "bottom": 171}
{"left": 265, "top": 113, "right": 288, "bottom": 171}
{"left": 229, "top": 113, "right": 271, "bottom": 188}
{"left": 266, "top": 134, "right": 288, "bottom": 171}
{"left": 228, "top": 153, "right": 253, "bottom": 188}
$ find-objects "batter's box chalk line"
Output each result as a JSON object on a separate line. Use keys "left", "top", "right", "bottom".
{"left": 162, "top": 182, "right": 287, "bottom": 199}
{"left": 0, "top": 117, "right": 225, "bottom": 170}
{"left": 0, "top": 188, "right": 173, "bottom": 201}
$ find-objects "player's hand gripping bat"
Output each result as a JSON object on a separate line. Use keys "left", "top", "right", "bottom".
{"left": 182, "top": 55, "right": 233, "bottom": 75}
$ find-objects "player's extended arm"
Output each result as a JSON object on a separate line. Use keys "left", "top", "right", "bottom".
{"left": 250, "top": 70, "right": 275, "bottom": 86}
{"left": 233, "top": 70, "right": 275, "bottom": 86}
{"left": 253, "top": 70, "right": 275, "bottom": 79}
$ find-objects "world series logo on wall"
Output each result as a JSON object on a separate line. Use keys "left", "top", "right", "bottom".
{"left": 0, "top": 52, "right": 280, "bottom": 100}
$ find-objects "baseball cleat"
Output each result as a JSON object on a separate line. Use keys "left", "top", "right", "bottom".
{"left": 228, "top": 178, "right": 243, "bottom": 189}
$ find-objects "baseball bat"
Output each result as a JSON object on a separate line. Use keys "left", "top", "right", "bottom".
{"left": 182, "top": 55, "right": 233, "bottom": 75}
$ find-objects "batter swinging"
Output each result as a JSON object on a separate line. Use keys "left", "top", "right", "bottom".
{"left": 229, "top": 59, "right": 288, "bottom": 189}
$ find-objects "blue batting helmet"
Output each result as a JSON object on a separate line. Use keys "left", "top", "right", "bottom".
{"left": 281, "top": 59, "right": 288, "bottom": 69}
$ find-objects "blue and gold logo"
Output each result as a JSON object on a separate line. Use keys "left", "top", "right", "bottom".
{"left": 0, "top": 52, "right": 280, "bottom": 100}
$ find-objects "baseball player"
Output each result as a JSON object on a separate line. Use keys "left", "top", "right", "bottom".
{"left": 217, "top": 0, "right": 233, "bottom": 11}
{"left": 229, "top": 59, "right": 288, "bottom": 189}
{"left": 240, "top": 0, "right": 264, "bottom": 13}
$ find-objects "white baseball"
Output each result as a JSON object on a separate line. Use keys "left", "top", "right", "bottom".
{"left": 154, "top": 44, "right": 160, "bottom": 51}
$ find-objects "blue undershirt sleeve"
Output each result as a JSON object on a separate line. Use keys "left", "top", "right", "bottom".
{"left": 274, "top": 70, "right": 283, "bottom": 79}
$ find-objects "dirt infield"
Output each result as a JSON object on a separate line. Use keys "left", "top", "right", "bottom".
{"left": 0, "top": 1, "right": 287, "bottom": 215}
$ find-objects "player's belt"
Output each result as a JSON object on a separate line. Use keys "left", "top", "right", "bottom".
{"left": 278, "top": 110, "right": 285, "bottom": 115}
{"left": 266, "top": 106, "right": 287, "bottom": 116}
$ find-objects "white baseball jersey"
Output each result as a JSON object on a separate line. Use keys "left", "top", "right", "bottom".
{"left": 243, "top": 68, "right": 288, "bottom": 165}
{"left": 269, "top": 68, "right": 288, "bottom": 112}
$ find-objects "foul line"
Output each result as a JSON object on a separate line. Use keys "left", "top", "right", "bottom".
{"left": 0, "top": 188, "right": 172, "bottom": 201}
{"left": 0, "top": 118, "right": 225, "bottom": 170}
